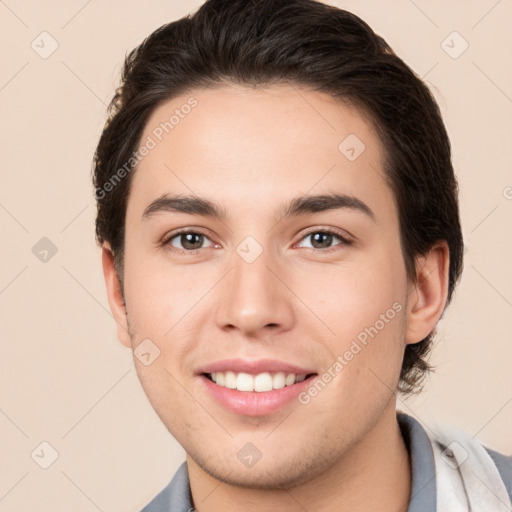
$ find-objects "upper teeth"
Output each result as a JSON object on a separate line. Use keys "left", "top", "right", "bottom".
{"left": 210, "top": 371, "right": 307, "bottom": 392}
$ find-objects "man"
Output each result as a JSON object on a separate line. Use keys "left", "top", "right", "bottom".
{"left": 92, "top": 0, "right": 512, "bottom": 510}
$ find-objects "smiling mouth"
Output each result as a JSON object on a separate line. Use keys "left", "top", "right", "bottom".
{"left": 203, "top": 371, "right": 317, "bottom": 392}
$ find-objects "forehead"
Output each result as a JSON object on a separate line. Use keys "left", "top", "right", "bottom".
{"left": 128, "top": 83, "right": 394, "bottom": 222}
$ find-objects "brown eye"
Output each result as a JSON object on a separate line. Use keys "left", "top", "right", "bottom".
{"left": 309, "top": 232, "right": 335, "bottom": 249}
{"left": 165, "top": 230, "right": 214, "bottom": 252}
{"left": 296, "top": 229, "right": 353, "bottom": 252}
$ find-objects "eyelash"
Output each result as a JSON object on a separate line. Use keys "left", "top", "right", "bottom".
{"left": 161, "top": 227, "right": 354, "bottom": 255}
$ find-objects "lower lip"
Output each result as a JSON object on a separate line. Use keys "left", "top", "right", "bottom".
{"left": 199, "top": 374, "right": 317, "bottom": 416}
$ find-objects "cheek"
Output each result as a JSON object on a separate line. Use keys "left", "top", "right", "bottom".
{"left": 123, "top": 245, "right": 205, "bottom": 336}
{"left": 292, "top": 256, "right": 406, "bottom": 395}
{"left": 293, "top": 254, "right": 403, "bottom": 339}
{"left": 133, "top": 360, "right": 199, "bottom": 444}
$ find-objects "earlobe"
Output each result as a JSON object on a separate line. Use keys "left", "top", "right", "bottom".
{"left": 405, "top": 241, "right": 450, "bottom": 346}
{"left": 101, "top": 243, "right": 132, "bottom": 349}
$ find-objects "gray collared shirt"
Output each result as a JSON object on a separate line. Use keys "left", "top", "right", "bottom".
{"left": 141, "top": 412, "right": 512, "bottom": 511}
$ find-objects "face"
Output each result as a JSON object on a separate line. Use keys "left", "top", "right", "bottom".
{"left": 111, "top": 83, "right": 418, "bottom": 488}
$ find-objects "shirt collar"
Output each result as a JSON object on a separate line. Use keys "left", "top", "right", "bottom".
{"left": 397, "top": 411, "right": 437, "bottom": 512}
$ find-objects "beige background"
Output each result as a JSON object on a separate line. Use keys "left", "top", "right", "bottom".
{"left": 1, "top": 0, "right": 511, "bottom": 510}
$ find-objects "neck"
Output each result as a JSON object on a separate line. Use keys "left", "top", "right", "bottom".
{"left": 187, "top": 404, "right": 411, "bottom": 512}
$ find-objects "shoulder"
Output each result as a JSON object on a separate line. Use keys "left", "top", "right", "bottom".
{"left": 397, "top": 411, "right": 512, "bottom": 506}
{"left": 484, "top": 446, "right": 512, "bottom": 502}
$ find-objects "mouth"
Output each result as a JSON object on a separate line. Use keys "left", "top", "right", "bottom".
{"left": 199, "top": 367, "right": 318, "bottom": 416}
{"left": 203, "top": 371, "right": 317, "bottom": 392}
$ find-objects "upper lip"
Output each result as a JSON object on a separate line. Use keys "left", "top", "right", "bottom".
{"left": 197, "top": 358, "right": 316, "bottom": 376}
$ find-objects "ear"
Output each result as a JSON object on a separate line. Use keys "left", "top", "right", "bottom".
{"left": 101, "top": 243, "right": 132, "bottom": 349}
{"left": 405, "top": 241, "right": 450, "bottom": 345}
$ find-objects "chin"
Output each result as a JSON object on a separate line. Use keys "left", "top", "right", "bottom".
{"left": 188, "top": 440, "right": 346, "bottom": 491}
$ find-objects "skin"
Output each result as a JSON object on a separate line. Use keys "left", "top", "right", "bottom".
{"left": 102, "top": 83, "right": 449, "bottom": 511}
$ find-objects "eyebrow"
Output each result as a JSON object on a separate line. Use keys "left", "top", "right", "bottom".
{"left": 141, "top": 192, "right": 376, "bottom": 222}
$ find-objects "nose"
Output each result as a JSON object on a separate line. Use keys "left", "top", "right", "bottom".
{"left": 214, "top": 245, "right": 295, "bottom": 339}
